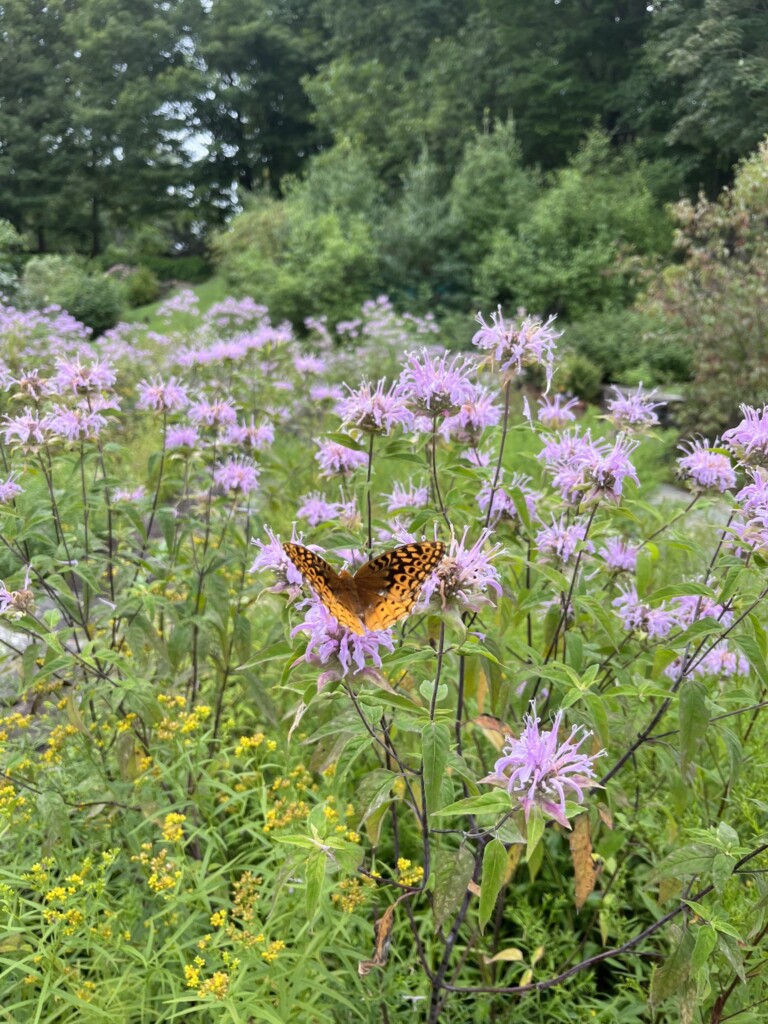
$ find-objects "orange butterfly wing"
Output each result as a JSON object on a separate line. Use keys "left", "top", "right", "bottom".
{"left": 283, "top": 541, "right": 445, "bottom": 634}
{"left": 354, "top": 541, "right": 445, "bottom": 631}
{"left": 283, "top": 543, "right": 367, "bottom": 634}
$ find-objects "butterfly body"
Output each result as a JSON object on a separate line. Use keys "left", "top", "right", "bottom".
{"left": 283, "top": 541, "right": 445, "bottom": 635}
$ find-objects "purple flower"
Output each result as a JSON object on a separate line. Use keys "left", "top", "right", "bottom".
{"left": 250, "top": 527, "right": 304, "bottom": 594}
{"left": 137, "top": 376, "right": 189, "bottom": 413}
{"left": 480, "top": 703, "right": 603, "bottom": 828}
{"left": 723, "top": 405, "right": 768, "bottom": 466}
{"left": 462, "top": 449, "right": 491, "bottom": 468}
{"left": 665, "top": 645, "right": 749, "bottom": 682}
{"left": 315, "top": 439, "right": 367, "bottom": 478}
{"left": 599, "top": 537, "right": 638, "bottom": 572}
{"left": 537, "top": 394, "right": 580, "bottom": 429}
{"left": 612, "top": 586, "right": 677, "bottom": 638}
{"left": 735, "top": 469, "right": 768, "bottom": 514}
{"left": 222, "top": 417, "right": 274, "bottom": 451}
{"left": 0, "top": 473, "right": 22, "bottom": 502}
{"left": 477, "top": 472, "right": 539, "bottom": 526}
{"left": 473, "top": 307, "right": 561, "bottom": 388}
{"left": 8, "top": 369, "right": 52, "bottom": 400}
{"left": 677, "top": 439, "right": 736, "bottom": 492}
{"left": 2, "top": 408, "right": 48, "bottom": 446}
{"left": 395, "top": 349, "right": 477, "bottom": 418}
{"left": 580, "top": 434, "right": 640, "bottom": 505}
{"left": 419, "top": 528, "right": 502, "bottom": 615}
{"left": 440, "top": 387, "right": 500, "bottom": 445}
{"left": 672, "top": 594, "right": 732, "bottom": 628}
{"left": 310, "top": 384, "right": 344, "bottom": 403}
{"left": 293, "top": 354, "right": 327, "bottom": 375}
{"left": 189, "top": 397, "right": 238, "bottom": 427}
{"left": 165, "top": 425, "right": 200, "bottom": 450}
{"left": 213, "top": 457, "right": 260, "bottom": 495}
{"left": 157, "top": 288, "right": 200, "bottom": 317}
{"left": 114, "top": 486, "right": 146, "bottom": 502}
{"left": 536, "top": 515, "right": 593, "bottom": 564}
{"left": 53, "top": 357, "right": 116, "bottom": 395}
{"left": 291, "top": 601, "right": 395, "bottom": 690}
{"left": 386, "top": 480, "right": 429, "bottom": 512}
{"left": 605, "top": 385, "right": 663, "bottom": 432}
{"left": 297, "top": 492, "right": 343, "bottom": 526}
{"left": 46, "top": 405, "right": 106, "bottom": 442}
{"left": 337, "top": 379, "right": 414, "bottom": 435}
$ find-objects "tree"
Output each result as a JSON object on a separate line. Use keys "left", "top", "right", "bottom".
{"left": 191, "top": 0, "right": 327, "bottom": 207}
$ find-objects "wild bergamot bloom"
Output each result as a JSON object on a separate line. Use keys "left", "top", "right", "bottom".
{"left": 481, "top": 703, "right": 603, "bottom": 827}
{"left": 677, "top": 439, "right": 736, "bottom": 492}
{"left": 473, "top": 307, "right": 561, "bottom": 388}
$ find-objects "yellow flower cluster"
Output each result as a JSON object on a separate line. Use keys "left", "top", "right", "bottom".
{"left": 132, "top": 843, "right": 182, "bottom": 897}
{"left": 234, "top": 731, "right": 276, "bottom": 756}
{"left": 41, "top": 723, "right": 79, "bottom": 764}
{"left": 0, "top": 710, "right": 32, "bottom": 742}
{"left": 397, "top": 858, "right": 424, "bottom": 887}
{"left": 161, "top": 812, "right": 186, "bottom": 843}
{"left": 0, "top": 781, "right": 28, "bottom": 820}
{"left": 332, "top": 878, "right": 375, "bottom": 913}
{"left": 156, "top": 695, "right": 211, "bottom": 740}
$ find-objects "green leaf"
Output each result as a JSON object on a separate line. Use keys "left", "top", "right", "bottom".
{"left": 479, "top": 839, "right": 508, "bottom": 930}
{"left": 422, "top": 722, "right": 451, "bottom": 817}
{"left": 649, "top": 931, "right": 693, "bottom": 1006}
{"left": 526, "top": 805, "right": 544, "bottom": 862}
{"left": 733, "top": 634, "right": 768, "bottom": 688}
{"left": 432, "top": 790, "right": 511, "bottom": 818}
{"left": 233, "top": 613, "right": 251, "bottom": 665}
{"left": 691, "top": 924, "right": 717, "bottom": 973}
{"left": 679, "top": 680, "right": 708, "bottom": 773}
{"left": 305, "top": 850, "right": 326, "bottom": 925}
{"left": 433, "top": 845, "right": 475, "bottom": 931}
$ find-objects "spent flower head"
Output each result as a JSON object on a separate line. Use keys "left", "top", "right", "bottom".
{"left": 480, "top": 703, "right": 603, "bottom": 828}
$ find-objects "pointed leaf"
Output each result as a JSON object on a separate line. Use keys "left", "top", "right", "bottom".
{"left": 479, "top": 839, "right": 508, "bottom": 930}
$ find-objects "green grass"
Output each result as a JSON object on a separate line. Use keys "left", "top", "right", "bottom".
{"left": 122, "top": 274, "right": 229, "bottom": 332}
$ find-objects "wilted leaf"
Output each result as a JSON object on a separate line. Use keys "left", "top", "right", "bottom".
{"left": 569, "top": 814, "right": 601, "bottom": 911}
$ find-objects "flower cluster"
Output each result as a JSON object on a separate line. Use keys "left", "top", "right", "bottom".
{"left": 473, "top": 307, "right": 561, "bottom": 388}
{"left": 481, "top": 704, "right": 603, "bottom": 827}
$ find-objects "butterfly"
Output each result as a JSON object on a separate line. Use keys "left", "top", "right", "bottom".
{"left": 283, "top": 541, "right": 445, "bottom": 635}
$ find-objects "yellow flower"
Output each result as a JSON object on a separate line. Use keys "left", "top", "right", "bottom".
{"left": 210, "top": 909, "right": 227, "bottom": 928}
{"left": 161, "top": 813, "right": 187, "bottom": 843}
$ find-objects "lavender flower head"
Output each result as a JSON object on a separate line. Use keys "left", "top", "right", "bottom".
{"left": 419, "top": 528, "right": 502, "bottom": 615}
{"left": 0, "top": 473, "right": 23, "bottom": 503}
{"left": 297, "top": 492, "right": 343, "bottom": 526}
{"left": 480, "top": 703, "right": 603, "bottom": 828}
{"left": 386, "top": 479, "right": 429, "bottom": 512}
{"left": 291, "top": 601, "right": 395, "bottom": 691}
{"left": 677, "top": 439, "right": 736, "bottom": 493}
{"left": 536, "top": 515, "right": 594, "bottom": 565}
{"left": 477, "top": 472, "right": 539, "bottom": 526}
{"left": 336, "top": 379, "right": 414, "bottom": 435}
{"left": 396, "top": 349, "right": 478, "bottom": 418}
{"left": 599, "top": 537, "right": 638, "bottom": 572}
{"left": 722, "top": 405, "right": 768, "bottom": 466}
{"left": 538, "top": 394, "right": 580, "bottom": 430}
{"left": 315, "top": 439, "right": 368, "bottom": 478}
{"left": 165, "top": 425, "right": 200, "bottom": 450}
{"left": 137, "top": 376, "right": 189, "bottom": 413}
{"left": 473, "top": 307, "right": 561, "bottom": 389}
{"left": 53, "top": 356, "right": 116, "bottom": 395}
{"left": 605, "top": 385, "right": 663, "bottom": 432}
{"left": 580, "top": 434, "right": 640, "bottom": 505}
{"left": 612, "top": 586, "right": 677, "bottom": 639}
{"left": 213, "top": 456, "right": 260, "bottom": 495}
{"left": 250, "top": 527, "right": 304, "bottom": 595}
{"left": 440, "top": 387, "right": 500, "bottom": 445}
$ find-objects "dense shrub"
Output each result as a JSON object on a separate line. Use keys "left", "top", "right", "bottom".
{"left": 124, "top": 265, "right": 161, "bottom": 307}
{"left": 642, "top": 135, "right": 768, "bottom": 435}
{"left": 214, "top": 197, "right": 378, "bottom": 327}
{"left": 19, "top": 254, "right": 123, "bottom": 335}
{"left": 474, "top": 132, "right": 673, "bottom": 318}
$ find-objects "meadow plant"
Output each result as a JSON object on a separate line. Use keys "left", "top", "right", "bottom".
{"left": 0, "top": 296, "right": 766, "bottom": 1022}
